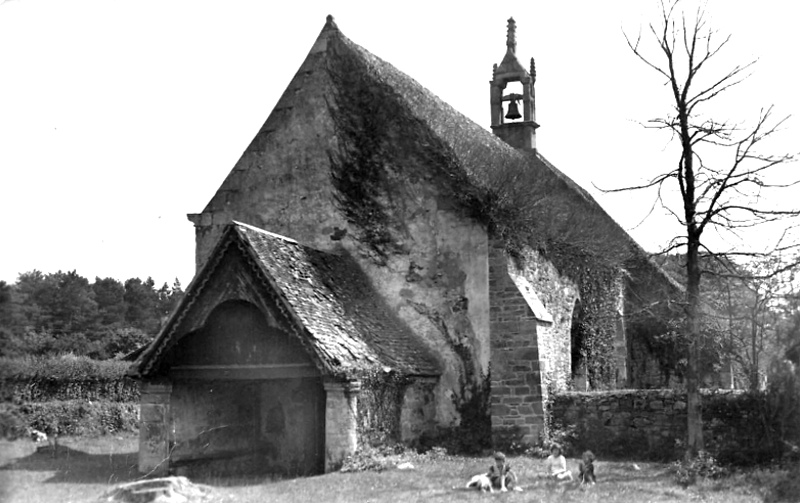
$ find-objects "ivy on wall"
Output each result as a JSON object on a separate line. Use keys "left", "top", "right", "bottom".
{"left": 326, "top": 40, "right": 466, "bottom": 263}
{"left": 324, "top": 38, "right": 654, "bottom": 391}
{"left": 538, "top": 240, "right": 621, "bottom": 388}
{"left": 356, "top": 370, "right": 411, "bottom": 446}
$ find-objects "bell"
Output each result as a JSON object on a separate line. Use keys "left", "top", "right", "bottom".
{"left": 505, "top": 100, "right": 521, "bottom": 120}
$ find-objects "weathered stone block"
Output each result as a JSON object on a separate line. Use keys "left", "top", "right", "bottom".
{"left": 138, "top": 422, "right": 169, "bottom": 476}
{"left": 324, "top": 381, "right": 359, "bottom": 472}
{"left": 518, "top": 405, "right": 534, "bottom": 415}
{"left": 492, "top": 404, "right": 510, "bottom": 416}
{"left": 140, "top": 404, "right": 166, "bottom": 422}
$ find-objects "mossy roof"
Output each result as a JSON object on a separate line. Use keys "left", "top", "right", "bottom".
{"left": 212, "top": 17, "right": 671, "bottom": 278}
{"left": 131, "top": 222, "right": 440, "bottom": 379}
{"left": 329, "top": 21, "right": 641, "bottom": 263}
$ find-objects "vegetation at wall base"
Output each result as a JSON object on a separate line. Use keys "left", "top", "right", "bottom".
{"left": 356, "top": 370, "right": 411, "bottom": 447}
{"left": 672, "top": 450, "right": 726, "bottom": 487}
{"left": 0, "top": 355, "right": 140, "bottom": 440}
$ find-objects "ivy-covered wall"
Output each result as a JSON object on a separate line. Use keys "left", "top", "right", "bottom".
{"left": 356, "top": 374, "right": 408, "bottom": 447}
{"left": 510, "top": 244, "right": 581, "bottom": 391}
{"left": 551, "top": 389, "right": 781, "bottom": 463}
{"left": 189, "top": 26, "right": 494, "bottom": 429}
{"left": 356, "top": 374, "right": 436, "bottom": 447}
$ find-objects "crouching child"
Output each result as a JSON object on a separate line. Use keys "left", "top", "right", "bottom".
{"left": 578, "top": 450, "right": 596, "bottom": 485}
{"left": 488, "top": 452, "right": 518, "bottom": 492}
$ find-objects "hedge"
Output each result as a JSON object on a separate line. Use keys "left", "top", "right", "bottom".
{"left": 0, "top": 400, "right": 139, "bottom": 438}
{"left": 0, "top": 355, "right": 131, "bottom": 381}
{"left": 0, "top": 355, "right": 139, "bottom": 403}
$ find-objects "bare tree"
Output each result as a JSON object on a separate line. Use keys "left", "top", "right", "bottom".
{"left": 615, "top": 1, "right": 798, "bottom": 456}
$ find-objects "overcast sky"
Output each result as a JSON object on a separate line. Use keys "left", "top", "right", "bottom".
{"left": 1, "top": 0, "right": 798, "bottom": 288}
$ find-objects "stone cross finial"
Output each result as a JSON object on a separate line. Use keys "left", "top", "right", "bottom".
{"left": 506, "top": 17, "right": 516, "bottom": 53}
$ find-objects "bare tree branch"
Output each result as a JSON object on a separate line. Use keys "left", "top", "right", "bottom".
{"left": 614, "top": 0, "right": 799, "bottom": 456}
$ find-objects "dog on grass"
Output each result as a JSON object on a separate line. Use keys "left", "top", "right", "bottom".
{"left": 466, "top": 473, "right": 494, "bottom": 492}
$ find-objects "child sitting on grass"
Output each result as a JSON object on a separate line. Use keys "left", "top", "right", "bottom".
{"left": 578, "top": 450, "right": 596, "bottom": 485}
{"left": 488, "top": 451, "right": 518, "bottom": 492}
{"left": 545, "top": 444, "right": 573, "bottom": 482}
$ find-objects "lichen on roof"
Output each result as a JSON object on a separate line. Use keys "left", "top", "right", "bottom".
{"left": 132, "top": 221, "right": 440, "bottom": 379}
{"left": 234, "top": 222, "right": 440, "bottom": 376}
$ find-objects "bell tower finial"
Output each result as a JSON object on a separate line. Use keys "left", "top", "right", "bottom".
{"left": 490, "top": 17, "right": 539, "bottom": 151}
{"left": 506, "top": 17, "right": 517, "bottom": 53}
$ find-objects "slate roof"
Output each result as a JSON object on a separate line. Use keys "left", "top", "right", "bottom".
{"left": 131, "top": 222, "right": 440, "bottom": 379}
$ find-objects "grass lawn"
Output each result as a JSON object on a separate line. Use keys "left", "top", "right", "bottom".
{"left": 0, "top": 434, "right": 788, "bottom": 502}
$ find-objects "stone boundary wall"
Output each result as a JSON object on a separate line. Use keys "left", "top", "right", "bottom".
{"left": 551, "top": 389, "right": 770, "bottom": 463}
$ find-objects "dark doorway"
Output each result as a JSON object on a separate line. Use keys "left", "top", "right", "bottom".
{"left": 570, "top": 300, "right": 589, "bottom": 390}
{"left": 166, "top": 300, "right": 325, "bottom": 477}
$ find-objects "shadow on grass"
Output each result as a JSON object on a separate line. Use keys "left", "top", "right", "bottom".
{"left": 0, "top": 444, "right": 139, "bottom": 485}
{"left": 187, "top": 473, "right": 287, "bottom": 488}
{"left": 598, "top": 471, "right": 671, "bottom": 484}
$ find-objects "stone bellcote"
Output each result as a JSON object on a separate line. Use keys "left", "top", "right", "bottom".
{"left": 490, "top": 18, "right": 539, "bottom": 151}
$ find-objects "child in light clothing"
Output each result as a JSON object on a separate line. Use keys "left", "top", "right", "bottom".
{"left": 545, "top": 444, "right": 573, "bottom": 481}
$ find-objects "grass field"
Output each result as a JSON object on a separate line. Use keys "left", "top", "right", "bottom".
{"left": 0, "top": 434, "right": 790, "bottom": 502}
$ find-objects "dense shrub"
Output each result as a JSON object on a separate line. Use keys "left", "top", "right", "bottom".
{"left": 0, "top": 409, "right": 28, "bottom": 440}
{"left": 340, "top": 444, "right": 450, "bottom": 473}
{"left": 764, "top": 463, "right": 800, "bottom": 502}
{"left": 0, "top": 400, "right": 139, "bottom": 437}
{"left": 0, "top": 355, "right": 139, "bottom": 403}
{"left": 672, "top": 451, "right": 726, "bottom": 487}
{"left": 0, "top": 355, "right": 131, "bottom": 381}
{"left": 0, "top": 355, "right": 140, "bottom": 439}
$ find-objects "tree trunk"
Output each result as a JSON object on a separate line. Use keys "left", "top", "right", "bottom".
{"left": 750, "top": 309, "right": 759, "bottom": 390}
{"left": 685, "top": 234, "right": 705, "bottom": 456}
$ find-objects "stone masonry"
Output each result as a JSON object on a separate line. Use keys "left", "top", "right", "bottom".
{"left": 551, "top": 389, "right": 769, "bottom": 461}
{"left": 489, "top": 241, "right": 549, "bottom": 443}
{"left": 138, "top": 380, "right": 172, "bottom": 476}
{"left": 489, "top": 238, "right": 582, "bottom": 443}
{"left": 323, "top": 380, "right": 360, "bottom": 471}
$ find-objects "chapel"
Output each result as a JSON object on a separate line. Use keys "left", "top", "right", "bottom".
{"left": 130, "top": 15, "right": 681, "bottom": 476}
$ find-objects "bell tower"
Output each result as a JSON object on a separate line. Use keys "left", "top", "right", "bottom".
{"left": 490, "top": 18, "right": 538, "bottom": 151}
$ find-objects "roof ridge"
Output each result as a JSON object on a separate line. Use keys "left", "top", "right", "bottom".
{"left": 232, "top": 220, "right": 298, "bottom": 244}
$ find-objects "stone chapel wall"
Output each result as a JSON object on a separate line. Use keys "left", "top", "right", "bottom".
{"left": 489, "top": 240, "right": 579, "bottom": 443}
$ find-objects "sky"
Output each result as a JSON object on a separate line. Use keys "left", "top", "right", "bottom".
{"left": 1, "top": 0, "right": 798, "bottom": 288}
